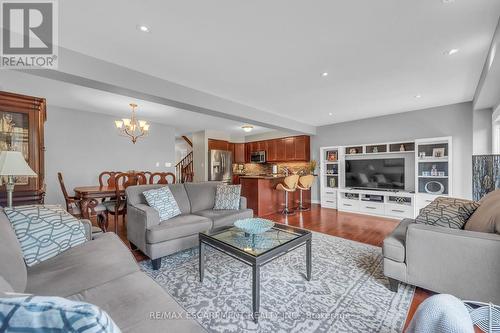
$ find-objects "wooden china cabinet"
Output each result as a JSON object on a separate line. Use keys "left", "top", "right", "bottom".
{"left": 0, "top": 91, "right": 46, "bottom": 206}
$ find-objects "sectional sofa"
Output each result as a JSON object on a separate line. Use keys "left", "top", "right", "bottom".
{"left": 126, "top": 181, "right": 254, "bottom": 269}
{"left": 0, "top": 211, "right": 204, "bottom": 332}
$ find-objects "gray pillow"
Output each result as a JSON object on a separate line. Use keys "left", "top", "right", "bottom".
{"left": 214, "top": 184, "right": 241, "bottom": 210}
{"left": 416, "top": 197, "right": 480, "bottom": 229}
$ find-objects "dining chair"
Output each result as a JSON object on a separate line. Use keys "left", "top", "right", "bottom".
{"left": 57, "top": 172, "right": 105, "bottom": 233}
{"left": 149, "top": 172, "right": 176, "bottom": 184}
{"left": 142, "top": 171, "right": 152, "bottom": 184}
{"left": 107, "top": 171, "right": 147, "bottom": 233}
{"left": 276, "top": 174, "right": 300, "bottom": 215}
{"left": 98, "top": 171, "right": 121, "bottom": 187}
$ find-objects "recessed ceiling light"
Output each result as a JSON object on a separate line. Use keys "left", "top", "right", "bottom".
{"left": 137, "top": 25, "right": 151, "bottom": 33}
{"left": 415, "top": 94, "right": 422, "bottom": 99}
{"left": 241, "top": 125, "right": 253, "bottom": 133}
{"left": 328, "top": 112, "right": 333, "bottom": 116}
{"left": 446, "top": 48, "right": 459, "bottom": 55}
{"left": 442, "top": 0, "right": 455, "bottom": 3}
{"left": 321, "top": 72, "right": 329, "bottom": 77}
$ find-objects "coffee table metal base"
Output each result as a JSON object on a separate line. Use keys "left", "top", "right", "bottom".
{"left": 199, "top": 236, "right": 312, "bottom": 323}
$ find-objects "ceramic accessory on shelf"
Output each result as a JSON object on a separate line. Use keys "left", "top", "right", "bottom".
{"left": 373, "top": 147, "right": 378, "bottom": 153}
{"left": 234, "top": 218, "right": 275, "bottom": 235}
{"left": 424, "top": 181, "right": 445, "bottom": 195}
{"left": 422, "top": 171, "right": 430, "bottom": 176}
{"left": 399, "top": 144, "right": 405, "bottom": 152}
{"left": 329, "top": 177, "right": 336, "bottom": 187}
{"left": 419, "top": 152, "right": 426, "bottom": 158}
{"left": 431, "top": 165, "right": 438, "bottom": 176}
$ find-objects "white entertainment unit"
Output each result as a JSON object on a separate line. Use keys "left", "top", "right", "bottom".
{"left": 319, "top": 137, "right": 452, "bottom": 219}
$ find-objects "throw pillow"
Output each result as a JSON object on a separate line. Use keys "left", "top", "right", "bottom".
{"left": 0, "top": 296, "right": 121, "bottom": 332}
{"left": 214, "top": 184, "right": 241, "bottom": 210}
{"left": 143, "top": 186, "right": 181, "bottom": 221}
{"left": 5, "top": 205, "right": 87, "bottom": 267}
{"left": 465, "top": 190, "right": 500, "bottom": 234}
{"left": 416, "top": 197, "right": 480, "bottom": 229}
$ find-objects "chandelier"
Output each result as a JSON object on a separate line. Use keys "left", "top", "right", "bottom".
{"left": 114, "top": 103, "right": 150, "bottom": 144}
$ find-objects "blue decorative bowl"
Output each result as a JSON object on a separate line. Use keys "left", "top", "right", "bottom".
{"left": 234, "top": 218, "right": 275, "bottom": 235}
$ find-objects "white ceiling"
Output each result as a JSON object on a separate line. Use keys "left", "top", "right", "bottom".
{"left": 0, "top": 70, "right": 271, "bottom": 137}
{"left": 56, "top": 0, "right": 500, "bottom": 126}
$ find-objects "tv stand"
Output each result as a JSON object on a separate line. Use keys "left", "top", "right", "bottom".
{"left": 338, "top": 188, "right": 415, "bottom": 219}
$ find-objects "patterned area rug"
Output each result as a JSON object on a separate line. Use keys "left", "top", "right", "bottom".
{"left": 140, "top": 232, "right": 414, "bottom": 333}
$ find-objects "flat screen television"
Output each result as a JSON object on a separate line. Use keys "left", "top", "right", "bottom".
{"left": 345, "top": 158, "right": 405, "bottom": 190}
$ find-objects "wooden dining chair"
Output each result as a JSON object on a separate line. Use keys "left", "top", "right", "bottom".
{"left": 57, "top": 172, "right": 81, "bottom": 217}
{"left": 98, "top": 171, "right": 121, "bottom": 187}
{"left": 149, "top": 172, "right": 176, "bottom": 184}
{"left": 107, "top": 171, "right": 147, "bottom": 233}
{"left": 58, "top": 172, "right": 105, "bottom": 233}
{"left": 142, "top": 171, "right": 152, "bottom": 184}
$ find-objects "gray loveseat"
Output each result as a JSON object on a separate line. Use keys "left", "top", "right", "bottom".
{"left": 0, "top": 210, "right": 204, "bottom": 332}
{"left": 383, "top": 218, "right": 500, "bottom": 303}
{"left": 126, "top": 181, "right": 253, "bottom": 269}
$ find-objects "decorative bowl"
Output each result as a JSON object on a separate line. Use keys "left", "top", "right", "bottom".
{"left": 234, "top": 218, "right": 275, "bottom": 235}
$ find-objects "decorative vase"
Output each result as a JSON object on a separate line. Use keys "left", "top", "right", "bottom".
{"left": 400, "top": 144, "right": 405, "bottom": 152}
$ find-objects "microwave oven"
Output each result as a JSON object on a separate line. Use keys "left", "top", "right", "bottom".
{"left": 250, "top": 151, "right": 266, "bottom": 163}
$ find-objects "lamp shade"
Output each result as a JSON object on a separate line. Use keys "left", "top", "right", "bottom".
{"left": 0, "top": 151, "right": 37, "bottom": 177}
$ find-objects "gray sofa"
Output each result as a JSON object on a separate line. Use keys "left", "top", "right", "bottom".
{"left": 0, "top": 210, "right": 204, "bottom": 332}
{"left": 383, "top": 218, "right": 500, "bottom": 303}
{"left": 126, "top": 181, "right": 253, "bottom": 269}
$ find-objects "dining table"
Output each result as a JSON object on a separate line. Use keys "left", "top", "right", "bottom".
{"left": 73, "top": 185, "right": 125, "bottom": 231}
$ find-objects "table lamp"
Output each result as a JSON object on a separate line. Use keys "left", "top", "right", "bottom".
{"left": 0, "top": 151, "right": 37, "bottom": 207}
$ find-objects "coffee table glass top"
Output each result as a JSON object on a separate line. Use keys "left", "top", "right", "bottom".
{"left": 202, "top": 224, "right": 309, "bottom": 256}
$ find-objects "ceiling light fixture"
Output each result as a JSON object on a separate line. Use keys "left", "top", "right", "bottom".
{"left": 321, "top": 72, "right": 329, "bottom": 77}
{"left": 446, "top": 48, "right": 459, "bottom": 56}
{"left": 115, "top": 103, "right": 150, "bottom": 144}
{"left": 415, "top": 94, "right": 422, "bottom": 99}
{"left": 241, "top": 125, "right": 253, "bottom": 133}
{"left": 137, "top": 25, "right": 151, "bottom": 33}
{"left": 328, "top": 112, "right": 333, "bottom": 116}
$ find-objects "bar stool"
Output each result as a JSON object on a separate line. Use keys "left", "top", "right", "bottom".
{"left": 297, "top": 175, "right": 314, "bottom": 211}
{"left": 276, "top": 175, "right": 299, "bottom": 215}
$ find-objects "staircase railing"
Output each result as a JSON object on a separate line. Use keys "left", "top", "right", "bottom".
{"left": 175, "top": 151, "right": 193, "bottom": 183}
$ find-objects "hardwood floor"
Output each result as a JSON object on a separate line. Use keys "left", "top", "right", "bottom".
{"left": 105, "top": 204, "right": 432, "bottom": 331}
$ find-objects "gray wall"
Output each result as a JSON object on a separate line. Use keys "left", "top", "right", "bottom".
{"left": 473, "top": 108, "right": 493, "bottom": 155}
{"left": 311, "top": 102, "right": 474, "bottom": 201}
{"left": 45, "top": 106, "right": 176, "bottom": 205}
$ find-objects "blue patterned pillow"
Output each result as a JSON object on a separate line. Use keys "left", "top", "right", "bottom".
{"left": 214, "top": 184, "right": 241, "bottom": 210}
{"left": 143, "top": 186, "right": 182, "bottom": 221}
{"left": 4, "top": 205, "right": 87, "bottom": 267}
{"left": 0, "top": 296, "right": 121, "bottom": 332}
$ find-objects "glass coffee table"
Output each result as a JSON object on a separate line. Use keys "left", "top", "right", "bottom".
{"left": 199, "top": 223, "right": 312, "bottom": 322}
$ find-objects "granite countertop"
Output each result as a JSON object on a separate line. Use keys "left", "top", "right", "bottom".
{"left": 238, "top": 174, "right": 286, "bottom": 179}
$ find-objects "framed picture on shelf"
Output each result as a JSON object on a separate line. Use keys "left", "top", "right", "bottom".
{"left": 432, "top": 148, "right": 445, "bottom": 158}
{"left": 327, "top": 151, "right": 337, "bottom": 161}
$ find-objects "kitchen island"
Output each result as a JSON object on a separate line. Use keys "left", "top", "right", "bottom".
{"left": 239, "top": 175, "right": 312, "bottom": 216}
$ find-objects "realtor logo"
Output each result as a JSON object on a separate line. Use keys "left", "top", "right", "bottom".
{"left": 1, "top": 0, "right": 58, "bottom": 68}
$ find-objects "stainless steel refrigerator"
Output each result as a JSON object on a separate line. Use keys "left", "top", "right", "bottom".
{"left": 208, "top": 150, "right": 233, "bottom": 183}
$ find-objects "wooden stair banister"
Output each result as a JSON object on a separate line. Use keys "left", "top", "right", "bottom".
{"left": 182, "top": 136, "right": 193, "bottom": 147}
{"left": 175, "top": 151, "right": 193, "bottom": 183}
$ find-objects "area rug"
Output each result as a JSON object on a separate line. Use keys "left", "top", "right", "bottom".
{"left": 140, "top": 232, "right": 414, "bottom": 333}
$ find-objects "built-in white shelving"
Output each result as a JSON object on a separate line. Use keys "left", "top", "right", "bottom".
{"left": 319, "top": 137, "right": 453, "bottom": 219}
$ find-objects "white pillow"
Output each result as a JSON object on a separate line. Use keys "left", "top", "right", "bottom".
{"left": 143, "top": 187, "right": 182, "bottom": 221}
{"left": 214, "top": 184, "right": 241, "bottom": 210}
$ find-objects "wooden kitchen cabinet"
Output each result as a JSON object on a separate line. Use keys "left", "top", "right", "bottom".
{"left": 233, "top": 143, "right": 245, "bottom": 163}
{"left": 284, "top": 137, "right": 295, "bottom": 160}
{"left": 208, "top": 139, "right": 230, "bottom": 151}
{"left": 266, "top": 139, "right": 277, "bottom": 162}
{"left": 294, "top": 135, "right": 310, "bottom": 161}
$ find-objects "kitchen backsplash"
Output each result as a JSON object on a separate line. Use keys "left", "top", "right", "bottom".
{"left": 233, "top": 162, "right": 312, "bottom": 175}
